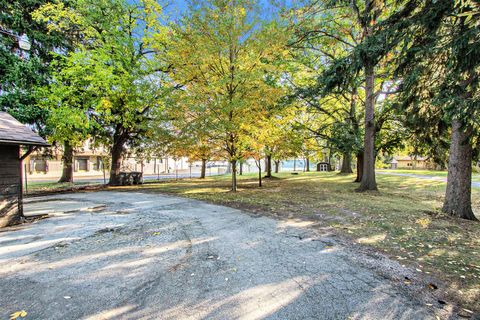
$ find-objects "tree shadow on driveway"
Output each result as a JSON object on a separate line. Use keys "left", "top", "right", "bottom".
{"left": 0, "top": 191, "right": 452, "bottom": 320}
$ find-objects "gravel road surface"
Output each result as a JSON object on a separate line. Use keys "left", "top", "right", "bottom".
{"left": 0, "top": 191, "right": 451, "bottom": 319}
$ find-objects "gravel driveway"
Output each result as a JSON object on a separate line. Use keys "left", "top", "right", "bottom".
{"left": 0, "top": 191, "right": 450, "bottom": 319}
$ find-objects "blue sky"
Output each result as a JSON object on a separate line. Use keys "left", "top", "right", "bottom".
{"left": 162, "top": 0, "right": 297, "bottom": 22}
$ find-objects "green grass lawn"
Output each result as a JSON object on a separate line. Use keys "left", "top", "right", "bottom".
{"left": 378, "top": 168, "right": 480, "bottom": 182}
{"left": 120, "top": 171, "right": 480, "bottom": 310}
{"left": 26, "top": 181, "right": 99, "bottom": 194}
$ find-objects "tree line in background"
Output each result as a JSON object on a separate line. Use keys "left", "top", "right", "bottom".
{"left": 0, "top": 0, "right": 478, "bottom": 220}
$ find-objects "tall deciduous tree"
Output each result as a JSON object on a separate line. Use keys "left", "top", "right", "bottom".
{"left": 36, "top": 57, "right": 95, "bottom": 182}
{"left": 292, "top": 0, "right": 409, "bottom": 190}
{"left": 166, "top": 0, "right": 287, "bottom": 191}
{"left": 34, "top": 0, "right": 169, "bottom": 185}
{"left": 153, "top": 90, "right": 222, "bottom": 179}
{"left": 288, "top": 2, "right": 360, "bottom": 180}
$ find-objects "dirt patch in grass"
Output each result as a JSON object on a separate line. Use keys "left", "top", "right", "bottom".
{"left": 122, "top": 171, "right": 480, "bottom": 313}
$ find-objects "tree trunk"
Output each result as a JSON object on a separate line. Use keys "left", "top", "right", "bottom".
{"left": 274, "top": 160, "right": 280, "bottom": 173}
{"left": 109, "top": 133, "right": 124, "bottom": 186}
{"left": 200, "top": 159, "right": 206, "bottom": 179}
{"left": 340, "top": 152, "right": 353, "bottom": 174}
{"left": 58, "top": 141, "right": 74, "bottom": 183}
{"left": 256, "top": 160, "right": 262, "bottom": 187}
{"left": 265, "top": 155, "right": 272, "bottom": 178}
{"left": 231, "top": 159, "right": 237, "bottom": 192}
{"left": 442, "top": 120, "right": 477, "bottom": 220}
{"left": 306, "top": 157, "right": 310, "bottom": 172}
{"left": 239, "top": 161, "right": 243, "bottom": 175}
{"left": 357, "top": 63, "right": 377, "bottom": 191}
{"left": 355, "top": 152, "right": 363, "bottom": 183}
{"left": 327, "top": 151, "right": 333, "bottom": 171}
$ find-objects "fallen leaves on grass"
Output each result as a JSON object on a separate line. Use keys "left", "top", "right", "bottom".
{"left": 416, "top": 217, "right": 432, "bottom": 228}
{"left": 136, "top": 172, "right": 480, "bottom": 310}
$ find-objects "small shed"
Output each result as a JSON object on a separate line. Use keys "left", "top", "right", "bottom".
{"left": 316, "top": 162, "right": 331, "bottom": 172}
{"left": 0, "top": 112, "right": 49, "bottom": 227}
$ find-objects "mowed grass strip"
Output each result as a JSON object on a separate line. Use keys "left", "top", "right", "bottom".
{"left": 26, "top": 181, "right": 100, "bottom": 194}
{"left": 378, "top": 168, "right": 480, "bottom": 182}
{"left": 126, "top": 171, "right": 480, "bottom": 310}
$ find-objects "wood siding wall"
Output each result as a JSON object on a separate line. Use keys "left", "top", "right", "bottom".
{"left": 0, "top": 145, "right": 21, "bottom": 227}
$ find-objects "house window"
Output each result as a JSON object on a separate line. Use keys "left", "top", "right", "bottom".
{"left": 33, "top": 159, "right": 48, "bottom": 173}
{"left": 407, "top": 163, "right": 412, "bottom": 167}
{"left": 77, "top": 158, "right": 88, "bottom": 171}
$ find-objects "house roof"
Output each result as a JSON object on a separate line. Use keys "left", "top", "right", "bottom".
{"left": 0, "top": 112, "right": 49, "bottom": 146}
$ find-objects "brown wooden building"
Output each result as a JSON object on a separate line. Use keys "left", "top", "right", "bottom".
{"left": 316, "top": 162, "right": 332, "bottom": 172}
{"left": 0, "top": 112, "right": 49, "bottom": 227}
